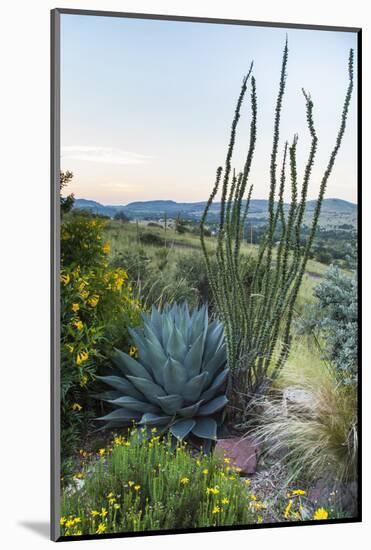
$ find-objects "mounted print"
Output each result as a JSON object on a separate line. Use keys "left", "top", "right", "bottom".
{"left": 51, "top": 8, "right": 361, "bottom": 541}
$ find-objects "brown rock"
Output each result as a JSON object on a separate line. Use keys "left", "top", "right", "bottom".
{"left": 215, "top": 437, "right": 260, "bottom": 474}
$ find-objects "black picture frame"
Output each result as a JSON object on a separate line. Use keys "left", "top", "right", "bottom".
{"left": 51, "top": 8, "right": 362, "bottom": 542}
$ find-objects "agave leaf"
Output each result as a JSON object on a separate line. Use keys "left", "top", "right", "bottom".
{"left": 126, "top": 375, "right": 167, "bottom": 403}
{"left": 92, "top": 390, "right": 122, "bottom": 401}
{"left": 163, "top": 358, "right": 188, "bottom": 395}
{"left": 138, "top": 338, "right": 167, "bottom": 386}
{"left": 170, "top": 418, "right": 196, "bottom": 441}
{"left": 178, "top": 400, "right": 204, "bottom": 418}
{"left": 109, "top": 396, "right": 160, "bottom": 414}
{"left": 192, "top": 417, "right": 217, "bottom": 440}
{"left": 182, "top": 372, "right": 208, "bottom": 401}
{"left": 139, "top": 412, "right": 172, "bottom": 426}
{"left": 112, "top": 348, "right": 153, "bottom": 382}
{"left": 96, "top": 375, "right": 144, "bottom": 400}
{"left": 156, "top": 394, "right": 184, "bottom": 415}
{"left": 97, "top": 408, "right": 140, "bottom": 423}
{"left": 203, "top": 322, "right": 224, "bottom": 363}
{"left": 150, "top": 304, "right": 163, "bottom": 342}
{"left": 189, "top": 306, "right": 208, "bottom": 344}
{"left": 128, "top": 327, "right": 147, "bottom": 352}
{"left": 184, "top": 331, "right": 204, "bottom": 378}
{"left": 203, "top": 346, "right": 227, "bottom": 380}
{"left": 166, "top": 325, "right": 188, "bottom": 362}
{"left": 199, "top": 369, "right": 229, "bottom": 402}
{"left": 198, "top": 395, "right": 228, "bottom": 416}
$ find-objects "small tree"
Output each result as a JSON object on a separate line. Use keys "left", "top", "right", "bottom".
{"left": 60, "top": 170, "right": 75, "bottom": 215}
{"left": 114, "top": 210, "right": 130, "bottom": 223}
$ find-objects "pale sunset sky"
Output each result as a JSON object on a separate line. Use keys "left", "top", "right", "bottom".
{"left": 60, "top": 14, "right": 358, "bottom": 204}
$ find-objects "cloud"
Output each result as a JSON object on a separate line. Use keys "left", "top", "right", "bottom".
{"left": 61, "top": 146, "right": 154, "bottom": 165}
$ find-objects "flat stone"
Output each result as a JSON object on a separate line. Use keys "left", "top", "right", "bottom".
{"left": 215, "top": 437, "right": 260, "bottom": 474}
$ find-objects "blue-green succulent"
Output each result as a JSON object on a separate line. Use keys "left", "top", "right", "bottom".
{"left": 97, "top": 303, "right": 228, "bottom": 451}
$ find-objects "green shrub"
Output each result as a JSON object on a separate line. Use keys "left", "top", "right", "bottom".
{"left": 313, "top": 264, "right": 358, "bottom": 385}
{"left": 60, "top": 429, "right": 259, "bottom": 536}
{"left": 139, "top": 231, "right": 165, "bottom": 246}
{"left": 60, "top": 215, "right": 141, "bottom": 472}
{"left": 97, "top": 303, "right": 228, "bottom": 453}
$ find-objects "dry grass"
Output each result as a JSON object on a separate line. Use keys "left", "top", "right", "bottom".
{"left": 250, "top": 361, "right": 357, "bottom": 484}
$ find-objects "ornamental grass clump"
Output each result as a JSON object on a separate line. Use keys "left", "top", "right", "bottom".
{"left": 200, "top": 40, "right": 354, "bottom": 416}
{"left": 97, "top": 303, "right": 228, "bottom": 452}
{"left": 251, "top": 365, "right": 358, "bottom": 484}
{"left": 60, "top": 428, "right": 262, "bottom": 536}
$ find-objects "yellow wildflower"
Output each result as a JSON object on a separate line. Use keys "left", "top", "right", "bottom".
{"left": 65, "top": 520, "right": 75, "bottom": 529}
{"left": 244, "top": 479, "right": 251, "bottom": 486}
{"left": 257, "top": 515, "right": 263, "bottom": 523}
{"left": 212, "top": 506, "right": 221, "bottom": 514}
{"left": 134, "top": 485, "right": 141, "bottom": 492}
{"left": 66, "top": 344, "right": 74, "bottom": 354}
{"left": 151, "top": 427, "right": 157, "bottom": 433}
{"left": 114, "top": 503, "right": 120, "bottom": 510}
{"left": 75, "top": 530, "right": 82, "bottom": 536}
{"left": 76, "top": 350, "right": 89, "bottom": 365}
{"left": 73, "top": 472, "right": 83, "bottom": 479}
{"left": 129, "top": 346, "right": 138, "bottom": 357}
{"left": 284, "top": 499, "right": 293, "bottom": 519}
{"left": 202, "top": 469, "right": 209, "bottom": 475}
{"left": 60, "top": 516, "right": 66, "bottom": 526}
{"left": 221, "top": 498, "right": 229, "bottom": 505}
{"left": 96, "top": 522, "right": 106, "bottom": 534}
{"left": 90, "top": 510, "right": 100, "bottom": 517}
{"left": 108, "top": 498, "right": 116, "bottom": 505}
{"left": 74, "top": 319, "right": 83, "bottom": 331}
{"left": 223, "top": 457, "right": 231, "bottom": 464}
{"left": 292, "top": 489, "right": 306, "bottom": 496}
{"left": 180, "top": 477, "right": 190, "bottom": 485}
{"left": 313, "top": 507, "right": 329, "bottom": 520}
{"left": 80, "top": 375, "right": 88, "bottom": 387}
{"left": 88, "top": 294, "right": 99, "bottom": 307}
{"left": 71, "top": 303, "right": 80, "bottom": 312}
{"left": 128, "top": 481, "right": 135, "bottom": 487}
{"left": 102, "top": 242, "right": 110, "bottom": 254}
{"left": 99, "top": 448, "right": 105, "bottom": 457}
{"left": 206, "top": 487, "right": 220, "bottom": 495}
{"left": 61, "top": 273, "right": 70, "bottom": 285}
{"left": 71, "top": 403, "right": 82, "bottom": 412}
{"left": 107, "top": 492, "right": 114, "bottom": 499}
{"left": 100, "top": 507, "right": 108, "bottom": 518}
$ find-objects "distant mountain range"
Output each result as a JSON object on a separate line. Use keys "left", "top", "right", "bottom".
{"left": 73, "top": 197, "right": 357, "bottom": 228}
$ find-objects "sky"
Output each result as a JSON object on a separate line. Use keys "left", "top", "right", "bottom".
{"left": 60, "top": 14, "right": 358, "bottom": 205}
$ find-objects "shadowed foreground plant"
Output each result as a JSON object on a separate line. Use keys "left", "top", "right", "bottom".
{"left": 200, "top": 39, "right": 354, "bottom": 417}
{"left": 97, "top": 303, "right": 228, "bottom": 452}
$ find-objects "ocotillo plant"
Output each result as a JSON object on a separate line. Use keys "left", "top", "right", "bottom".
{"left": 200, "top": 39, "right": 354, "bottom": 420}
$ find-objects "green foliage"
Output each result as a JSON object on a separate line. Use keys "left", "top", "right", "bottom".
{"left": 200, "top": 41, "right": 354, "bottom": 418}
{"left": 298, "top": 260, "right": 358, "bottom": 385}
{"left": 114, "top": 210, "right": 130, "bottom": 223}
{"left": 60, "top": 170, "right": 75, "bottom": 215}
{"left": 60, "top": 430, "right": 259, "bottom": 536}
{"left": 60, "top": 215, "right": 141, "bottom": 470}
{"left": 139, "top": 231, "right": 165, "bottom": 246}
{"left": 97, "top": 303, "right": 228, "bottom": 452}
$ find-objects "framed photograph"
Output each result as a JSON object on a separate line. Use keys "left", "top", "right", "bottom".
{"left": 51, "top": 8, "right": 361, "bottom": 542}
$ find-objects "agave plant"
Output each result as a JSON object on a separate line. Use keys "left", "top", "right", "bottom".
{"left": 96, "top": 303, "right": 228, "bottom": 451}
